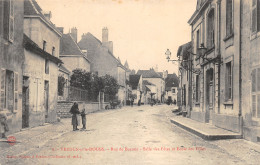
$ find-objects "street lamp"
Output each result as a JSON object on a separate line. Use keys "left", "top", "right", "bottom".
{"left": 165, "top": 49, "right": 181, "bottom": 62}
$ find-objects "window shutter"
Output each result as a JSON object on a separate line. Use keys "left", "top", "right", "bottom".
{"left": 14, "top": 72, "right": 18, "bottom": 111}
{"left": 252, "top": 69, "right": 256, "bottom": 92}
{"left": 0, "top": 69, "right": 6, "bottom": 110}
{"left": 257, "top": 0, "right": 260, "bottom": 31}
{"left": 252, "top": 0, "right": 257, "bottom": 33}
{"left": 9, "top": 0, "right": 14, "bottom": 41}
{"left": 3, "top": 0, "right": 10, "bottom": 40}
{"left": 226, "top": 0, "right": 233, "bottom": 35}
{"left": 252, "top": 95, "right": 256, "bottom": 117}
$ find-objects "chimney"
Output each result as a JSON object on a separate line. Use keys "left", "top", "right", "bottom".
{"left": 57, "top": 27, "right": 64, "bottom": 34}
{"left": 70, "top": 27, "right": 78, "bottom": 42}
{"left": 102, "top": 27, "right": 108, "bottom": 43}
{"left": 43, "top": 11, "right": 52, "bottom": 21}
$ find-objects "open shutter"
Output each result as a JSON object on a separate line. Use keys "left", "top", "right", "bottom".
{"left": 9, "top": 0, "right": 14, "bottom": 41}
{"left": 14, "top": 72, "right": 18, "bottom": 111}
{"left": 252, "top": 0, "right": 257, "bottom": 33}
{"left": 1, "top": 69, "right": 6, "bottom": 110}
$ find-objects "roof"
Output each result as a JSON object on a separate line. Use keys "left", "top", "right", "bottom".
{"left": 137, "top": 69, "right": 162, "bottom": 79}
{"left": 165, "top": 73, "right": 179, "bottom": 90}
{"left": 143, "top": 80, "right": 155, "bottom": 86}
{"left": 60, "top": 33, "right": 84, "bottom": 55}
{"left": 59, "top": 64, "right": 70, "bottom": 74}
{"left": 177, "top": 42, "right": 192, "bottom": 59}
{"left": 129, "top": 75, "right": 141, "bottom": 90}
{"left": 78, "top": 32, "right": 126, "bottom": 70}
{"left": 24, "top": 0, "right": 62, "bottom": 36}
{"left": 23, "top": 34, "right": 62, "bottom": 64}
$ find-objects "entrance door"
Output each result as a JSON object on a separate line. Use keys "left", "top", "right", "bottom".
{"left": 22, "top": 86, "right": 29, "bottom": 128}
{"left": 206, "top": 69, "right": 214, "bottom": 123}
{"left": 44, "top": 81, "right": 49, "bottom": 122}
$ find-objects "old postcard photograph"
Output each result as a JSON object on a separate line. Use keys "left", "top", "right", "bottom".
{"left": 0, "top": 0, "right": 260, "bottom": 164}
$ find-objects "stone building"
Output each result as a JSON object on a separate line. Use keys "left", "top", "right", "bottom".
{"left": 129, "top": 75, "right": 143, "bottom": 104}
{"left": 59, "top": 29, "right": 91, "bottom": 73}
{"left": 23, "top": 0, "right": 62, "bottom": 127}
{"left": 165, "top": 73, "right": 179, "bottom": 104}
{"left": 137, "top": 69, "right": 165, "bottom": 103}
{"left": 241, "top": 0, "right": 260, "bottom": 142}
{"left": 0, "top": 0, "right": 24, "bottom": 134}
{"left": 78, "top": 28, "right": 127, "bottom": 104}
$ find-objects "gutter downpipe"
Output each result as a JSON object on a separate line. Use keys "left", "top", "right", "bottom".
{"left": 217, "top": 0, "right": 221, "bottom": 114}
{"left": 239, "top": 0, "right": 243, "bottom": 135}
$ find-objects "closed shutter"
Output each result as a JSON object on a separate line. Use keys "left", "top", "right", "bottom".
{"left": 3, "top": 0, "right": 10, "bottom": 40}
{"left": 9, "top": 0, "right": 14, "bottom": 41}
{"left": 0, "top": 69, "right": 6, "bottom": 110}
{"left": 257, "top": 0, "right": 260, "bottom": 31}
{"left": 252, "top": 0, "right": 257, "bottom": 33}
{"left": 14, "top": 72, "right": 18, "bottom": 111}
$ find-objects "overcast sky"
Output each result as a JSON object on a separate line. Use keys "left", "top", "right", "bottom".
{"left": 37, "top": 0, "right": 197, "bottom": 74}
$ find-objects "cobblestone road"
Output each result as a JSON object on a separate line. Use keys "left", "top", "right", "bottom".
{"left": 0, "top": 105, "right": 259, "bottom": 165}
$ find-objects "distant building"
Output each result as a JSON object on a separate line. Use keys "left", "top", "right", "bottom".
{"left": 165, "top": 73, "right": 179, "bottom": 103}
{"left": 137, "top": 69, "right": 165, "bottom": 103}
{"left": 129, "top": 75, "right": 143, "bottom": 104}
{"left": 59, "top": 30, "right": 91, "bottom": 72}
{"left": 78, "top": 28, "right": 127, "bottom": 104}
{"left": 142, "top": 80, "right": 156, "bottom": 104}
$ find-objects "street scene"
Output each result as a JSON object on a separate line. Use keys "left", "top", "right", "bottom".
{"left": 1, "top": 0, "right": 260, "bottom": 164}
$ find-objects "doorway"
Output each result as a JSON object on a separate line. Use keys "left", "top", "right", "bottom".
{"left": 22, "top": 77, "right": 29, "bottom": 128}
{"left": 44, "top": 81, "right": 49, "bottom": 122}
{"left": 205, "top": 68, "right": 214, "bottom": 123}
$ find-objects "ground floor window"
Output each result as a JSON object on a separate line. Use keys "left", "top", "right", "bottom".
{"left": 0, "top": 69, "right": 18, "bottom": 112}
{"left": 251, "top": 68, "right": 260, "bottom": 118}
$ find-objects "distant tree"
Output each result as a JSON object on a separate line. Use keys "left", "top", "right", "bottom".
{"left": 102, "top": 74, "right": 119, "bottom": 101}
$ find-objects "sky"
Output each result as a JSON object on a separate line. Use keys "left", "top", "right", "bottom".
{"left": 37, "top": 0, "right": 197, "bottom": 74}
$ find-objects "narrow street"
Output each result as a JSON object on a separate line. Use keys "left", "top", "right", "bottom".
{"left": 1, "top": 105, "right": 259, "bottom": 165}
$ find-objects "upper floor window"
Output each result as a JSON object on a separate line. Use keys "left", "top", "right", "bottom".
{"left": 3, "top": 0, "right": 14, "bottom": 42}
{"left": 195, "top": 75, "right": 200, "bottom": 102}
{"left": 251, "top": 68, "right": 260, "bottom": 118}
{"left": 43, "top": 40, "right": 47, "bottom": 51}
{"left": 52, "top": 47, "right": 55, "bottom": 56}
{"left": 207, "top": 9, "right": 215, "bottom": 49}
{"left": 225, "top": 61, "right": 233, "bottom": 101}
{"left": 196, "top": 29, "right": 200, "bottom": 57}
{"left": 226, "top": 0, "right": 233, "bottom": 36}
{"left": 172, "top": 88, "right": 176, "bottom": 94}
{"left": 45, "top": 59, "right": 49, "bottom": 74}
{"left": 252, "top": 0, "right": 260, "bottom": 33}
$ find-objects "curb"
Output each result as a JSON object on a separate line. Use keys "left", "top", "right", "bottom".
{"left": 170, "top": 119, "right": 242, "bottom": 140}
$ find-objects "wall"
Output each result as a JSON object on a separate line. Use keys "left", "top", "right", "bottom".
{"left": 241, "top": 0, "right": 260, "bottom": 142}
{"left": 143, "top": 78, "right": 164, "bottom": 102}
{"left": 57, "top": 101, "right": 109, "bottom": 118}
{"left": 60, "top": 55, "right": 90, "bottom": 72}
{"left": 0, "top": 0, "right": 24, "bottom": 134}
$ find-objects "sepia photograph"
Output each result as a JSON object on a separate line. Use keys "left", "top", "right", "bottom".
{"left": 0, "top": 0, "right": 260, "bottom": 164}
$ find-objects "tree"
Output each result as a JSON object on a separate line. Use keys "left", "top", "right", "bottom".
{"left": 58, "top": 76, "right": 66, "bottom": 96}
{"left": 102, "top": 74, "right": 119, "bottom": 101}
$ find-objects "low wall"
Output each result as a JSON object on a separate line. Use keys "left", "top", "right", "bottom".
{"left": 190, "top": 111, "right": 206, "bottom": 123}
{"left": 212, "top": 113, "right": 240, "bottom": 133}
{"left": 57, "top": 101, "right": 109, "bottom": 118}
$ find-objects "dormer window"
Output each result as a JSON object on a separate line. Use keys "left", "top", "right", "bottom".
{"left": 52, "top": 47, "right": 55, "bottom": 56}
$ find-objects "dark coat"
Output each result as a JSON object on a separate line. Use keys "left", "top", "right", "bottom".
{"left": 70, "top": 104, "right": 80, "bottom": 126}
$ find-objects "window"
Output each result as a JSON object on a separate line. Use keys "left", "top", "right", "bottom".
{"left": 182, "top": 85, "right": 186, "bottom": 105}
{"left": 3, "top": 0, "right": 14, "bottom": 42}
{"left": 45, "top": 59, "right": 49, "bottom": 74}
{"left": 196, "top": 75, "right": 200, "bottom": 102}
{"left": 43, "top": 40, "right": 47, "bottom": 51}
{"left": 252, "top": 0, "right": 260, "bottom": 33}
{"left": 196, "top": 29, "right": 200, "bottom": 58}
{"left": 226, "top": 0, "right": 233, "bottom": 36}
{"left": 0, "top": 69, "right": 18, "bottom": 112}
{"left": 207, "top": 9, "right": 215, "bottom": 48}
{"left": 52, "top": 47, "right": 55, "bottom": 56}
{"left": 225, "top": 62, "right": 232, "bottom": 101}
{"left": 251, "top": 68, "right": 260, "bottom": 118}
{"left": 172, "top": 88, "right": 176, "bottom": 94}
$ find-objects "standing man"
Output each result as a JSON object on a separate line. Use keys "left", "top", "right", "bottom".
{"left": 0, "top": 112, "right": 9, "bottom": 138}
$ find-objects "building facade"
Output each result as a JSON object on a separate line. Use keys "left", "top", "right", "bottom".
{"left": 78, "top": 29, "right": 127, "bottom": 104}
{"left": 23, "top": 0, "right": 62, "bottom": 127}
{"left": 0, "top": 0, "right": 24, "bottom": 134}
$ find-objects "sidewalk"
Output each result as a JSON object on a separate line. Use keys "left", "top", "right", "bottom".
{"left": 164, "top": 108, "right": 242, "bottom": 140}
{"left": 0, "top": 118, "right": 71, "bottom": 163}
